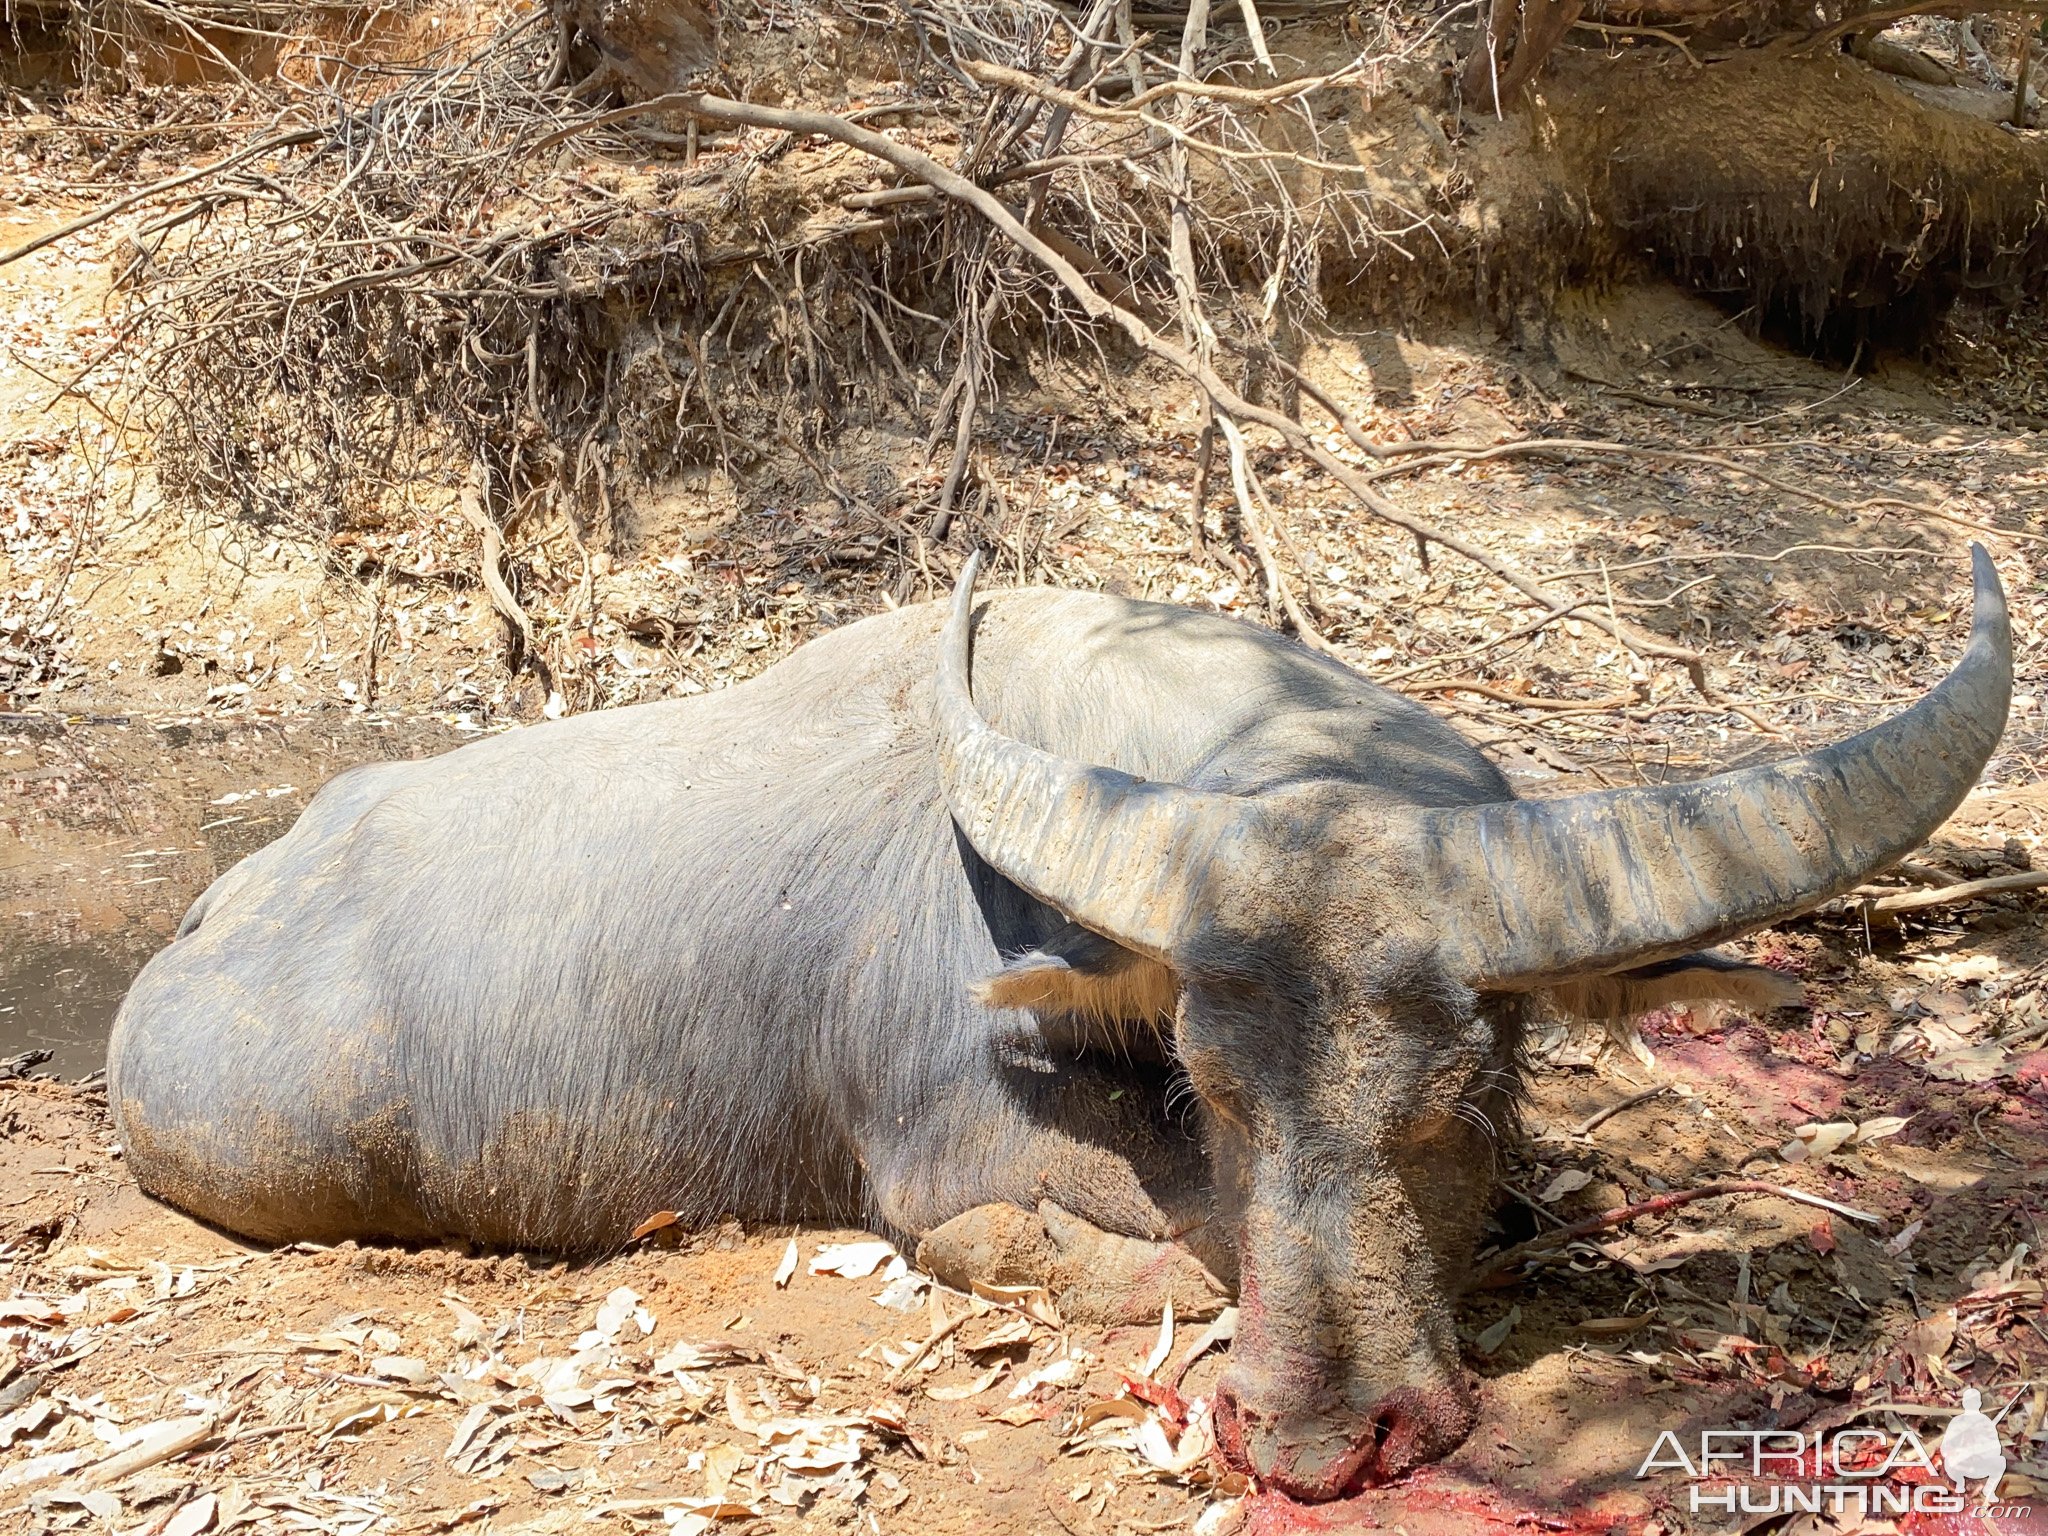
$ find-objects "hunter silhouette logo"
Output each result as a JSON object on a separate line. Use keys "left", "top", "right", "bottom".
{"left": 1939, "top": 1387, "right": 2014, "bottom": 1509}
{"left": 1637, "top": 1385, "right": 2032, "bottom": 1518}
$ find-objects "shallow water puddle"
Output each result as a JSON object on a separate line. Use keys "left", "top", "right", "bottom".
{"left": 1, "top": 711, "right": 462, "bottom": 1076}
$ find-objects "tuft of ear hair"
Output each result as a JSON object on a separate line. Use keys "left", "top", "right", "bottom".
{"left": 971, "top": 924, "right": 1178, "bottom": 1025}
{"left": 1547, "top": 951, "right": 1802, "bottom": 1022}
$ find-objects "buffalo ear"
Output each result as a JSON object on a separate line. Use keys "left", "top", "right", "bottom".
{"left": 972, "top": 924, "right": 1178, "bottom": 1024}
{"left": 1548, "top": 950, "right": 1802, "bottom": 1021}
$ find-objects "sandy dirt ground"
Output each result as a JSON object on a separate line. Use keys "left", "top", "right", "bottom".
{"left": 6, "top": 291, "right": 2048, "bottom": 1535}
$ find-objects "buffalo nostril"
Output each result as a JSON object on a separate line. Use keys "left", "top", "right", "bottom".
{"left": 1336, "top": 1403, "right": 1402, "bottom": 1496}
{"left": 1209, "top": 1378, "right": 1474, "bottom": 1501}
{"left": 1367, "top": 1381, "right": 1479, "bottom": 1481}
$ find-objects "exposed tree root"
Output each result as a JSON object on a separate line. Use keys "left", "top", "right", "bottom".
{"left": 459, "top": 463, "right": 558, "bottom": 701}
{"left": 560, "top": 88, "right": 1709, "bottom": 689}
{"left": 34, "top": 0, "right": 2034, "bottom": 734}
{"left": 0, "top": 124, "right": 322, "bottom": 269}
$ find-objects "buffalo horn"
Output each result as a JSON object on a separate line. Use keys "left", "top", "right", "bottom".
{"left": 1412, "top": 546, "right": 2012, "bottom": 989}
{"left": 932, "top": 552, "right": 1258, "bottom": 962}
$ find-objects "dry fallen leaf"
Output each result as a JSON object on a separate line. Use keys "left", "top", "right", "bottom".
{"left": 654, "top": 1339, "right": 757, "bottom": 1374}
{"left": 1780, "top": 1121, "right": 1857, "bottom": 1163}
{"left": 1009, "top": 1353, "right": 1088, "bottom": 1399}
{"left": 873, "top": 1260, "right": 927, "bottom": 1311}
{"left": 664, "top": 1496, "right": 762, "bottom": 1520}
{"left": 1923, "top": 1041, "right": 2008, "bottom": 1083}
{"left": 441, "top": 1296, "right": 487, "bottom": 1349}
{"left": 773, "top": 1239, "right": 798, "bottom": 1289}
{"left": 371, "top": 1355, "right": 432, "bottom": 1386}
{"left": 0, "top": 1450, "right": 87, "bottom": 1492}
{"left": 724, "top": 1378, "right": 759, "bottom": 1434}
{"left": 631, "top": 1210, "right": 681, "bottom": 1240}
{"left": 591, "top": 1285, "right": 654, "bottom": 1341}
{"left": 1140, "top": 1299, "right": 1175, "bottom": 1379}
{"left": 703, "top": 1439, "right": 749, "bottom": 1497}
{"left": 0, "top": 1400, "right": 57, "bottom": 1449}
{"left": 1077, "top": 1398, "right": 1151, "bottom": 1431}
{"left": 1134, "top": 1416, "right": 1178, "bottom": 1469}
{"left": 858, "top": 1401, "right": 914, "bottom": 1441}
{"left": 871, "top": 1469, "right": 910, "bottom": 1510}
{"left": 445, "top": 1404, "right": 497, "bottom": 1462}
{"left": 430, "top": 1498, "right": 505, "bottom": 1531}
{"left": 310, "top": 1391, "right": 416, "bottom": 1439}
{"left": 969, "top": 1280, "right": 1063, "bottom": 1328}
{"left": 1577, "top": 1314, "right": 1655, "bottom": 1335}
{"left": 160, "top": 1492, "right": 217, "bottom": 1536}
{"left": 1539, "top": 1168, "right": 1594, "bottom": 1202}
{"left": 1474, "top": 1306, "right": 1519, "bottom": 1356}
{"left": 926, "top": 1362, "right": 1006, "bottom": 1401}
{"left": 1901, "top": 1309, "right": 1957, "bottom": 1374}
{"left": 775, "top": 1426, "right": 864, "bottom": 1471}
{"left": 963, "top": 1316, "right": 1033, "bottom": 1355}
{"left": 1169, "top": 1307, "right": 1238, "bottom": 1381}
{"left": 808, "top": 1242, "right": 896, "bottom": 1279}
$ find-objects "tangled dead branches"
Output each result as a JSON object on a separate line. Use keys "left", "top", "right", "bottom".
{"left": 35, "top": 0, "right": 1502, "bottom": 701}
{"left": 25, "top": 0, "right": 2025, "bottom": 718}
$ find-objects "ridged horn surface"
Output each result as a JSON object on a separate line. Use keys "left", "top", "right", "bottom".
{"left": 1412, "top": 545, "right": 2012, "bottom": 989}
{"left": 932, "top": 552, "right": 1259, "bottom": 962}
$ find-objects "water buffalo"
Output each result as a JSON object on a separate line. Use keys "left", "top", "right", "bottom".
{"left": 111, "top": 546, "right": 2010, "bottom": 1499}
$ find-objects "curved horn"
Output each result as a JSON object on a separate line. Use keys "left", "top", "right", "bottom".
{"left": 933, "top": 552, "right": 1258, "bottom": 962}
{"left": 1414, "top": 545, "right": 2012, "bottom": 989}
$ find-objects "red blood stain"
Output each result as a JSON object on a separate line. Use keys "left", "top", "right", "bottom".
{"left": 1121, "top": 1374, "right": 1190, "bottom": 1427}
{"left": 1643, "top": 1024, "right": 2048, "bottom": 1150}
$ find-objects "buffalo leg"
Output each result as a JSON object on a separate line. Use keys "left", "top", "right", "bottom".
{"left": 874, "top": 1062, "right": 1236, "bottom": 1323}
{"left": 917, "top": 1199, "right": 1231, "bottom": 1323}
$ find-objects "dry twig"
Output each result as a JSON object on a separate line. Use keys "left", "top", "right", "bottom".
{"left": 1861, "top": 871, "right": 2048, "bottom": 916}
{"left": 1476, "top": 1180, "right": 1880, "bottom": 1287}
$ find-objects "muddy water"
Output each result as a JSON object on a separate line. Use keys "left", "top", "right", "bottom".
{"left": 0, "top": 711, "right": 464, "bottom": 1077}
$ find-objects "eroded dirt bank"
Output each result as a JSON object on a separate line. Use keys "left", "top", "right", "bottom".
{"left": 3, "top": 10, "right": 2048, "bottom": 1527}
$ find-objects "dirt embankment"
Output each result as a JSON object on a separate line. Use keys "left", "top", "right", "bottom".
{"left": 4, "top": 0, "right": 2046, "bottom": 737}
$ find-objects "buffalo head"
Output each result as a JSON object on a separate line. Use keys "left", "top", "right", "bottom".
{"left": 932, "top": 547, "right": 2010, "bottom": 1499}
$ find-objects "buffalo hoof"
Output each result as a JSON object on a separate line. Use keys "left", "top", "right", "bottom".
{"left": 916, "top": 1200, "right": 1230, "bottom": 1325}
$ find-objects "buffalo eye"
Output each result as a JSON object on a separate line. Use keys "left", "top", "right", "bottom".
{"left": 1178, "top": 1044, "right": 1253, "bottom": 1132}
